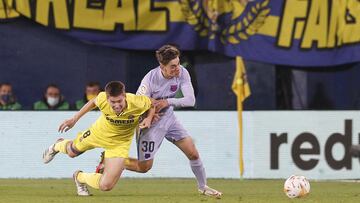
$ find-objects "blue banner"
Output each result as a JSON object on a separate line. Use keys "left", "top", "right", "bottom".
{"left": 1, "top": 0, "right": 360, "bottom": 66}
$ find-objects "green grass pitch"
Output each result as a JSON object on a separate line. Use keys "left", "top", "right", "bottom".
{"left": 0, "top": 178, "right": 360, "bottom": 203}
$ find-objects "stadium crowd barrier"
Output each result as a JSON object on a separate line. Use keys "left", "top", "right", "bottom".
{"left": 1, "top": 111, "right": 359, "bottom": 179}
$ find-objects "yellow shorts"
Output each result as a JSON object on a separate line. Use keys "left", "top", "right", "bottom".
{"left": 72, "top": 127, "right": 132, "bottom": 158}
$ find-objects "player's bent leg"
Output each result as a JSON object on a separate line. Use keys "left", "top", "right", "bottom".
{"left": 99, "top": 157, "right": 125, "bottom": 191}
{"left": 125, "top": 158, "right": 153, "bottom": 173}
{"left": 43, "top": 139, "right": 83, "bottom": 164}
{"left": 96, "top": 153, "right": 154, "bottom": 174}
{"left": 174, "top": 137, "right": 199, "bottom": 160}
{"left": 74, "top": 157, "right": 125, "bottom": 194}
{"left": 174, "top": 137, "right": 223, "bottom": 198}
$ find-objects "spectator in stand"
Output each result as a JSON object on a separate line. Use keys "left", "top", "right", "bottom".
{"left": 33, "top": 84, "right": 69, "bottom": 110}
{"left": 75, "top": 82, "right": 101, "bottom": 110}
{"left": 0, "top": 83, "right": 22, "bottom": 110}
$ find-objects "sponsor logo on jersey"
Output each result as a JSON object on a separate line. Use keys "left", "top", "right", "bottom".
{"left": 105, "top": 115, "right": 135, "bottom": 125}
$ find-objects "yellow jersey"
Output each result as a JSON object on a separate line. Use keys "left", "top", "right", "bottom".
{"left": 91, "top": 92, "right": 151, "bottom": 145}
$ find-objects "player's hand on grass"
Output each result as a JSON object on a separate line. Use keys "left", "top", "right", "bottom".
{"left": 58, "top": 117, "right": 77, "bottom": 133}
{"left": 139, "top": 117, "right": 152, "bottom": 129}
{"left": 153, "top": 99, "right": 169, "bottom": 112}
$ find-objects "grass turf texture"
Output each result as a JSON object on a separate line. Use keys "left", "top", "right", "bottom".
{"left": 0, "top": 178, "right": 360, "bottom": 203}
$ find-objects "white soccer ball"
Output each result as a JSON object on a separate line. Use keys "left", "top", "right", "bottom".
{"left": 283, "top": 175, "right": 310, "bottom": 198}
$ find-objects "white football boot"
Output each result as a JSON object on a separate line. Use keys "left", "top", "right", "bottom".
{"left": 198, "top": 185, "right": 222, "bottom": 199}
{"left": 42, "top": 138, "right": 63, "bottom": 164}
{"left": 73, "top": 170, "right": 91, "bottom": 196}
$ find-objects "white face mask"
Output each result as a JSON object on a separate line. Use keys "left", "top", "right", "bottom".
{"left": 47, "top": 96, "right": 59, "bottom": 107}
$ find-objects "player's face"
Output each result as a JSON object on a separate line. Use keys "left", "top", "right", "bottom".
{"left": 46, "top": 87, "right": 60, "bottom": 99}
{"left": 86, "top": 85, "right": 100, "bottom": 100}
{"left": 108, "top": 93, "right": 126, "bottom": 114}
{"left": 161, "top": 57, "right": 180, "bottom": 79}
{"left": 86, "top": 86, "right": 100, "bottom": 95}
{"left": 0, "top": 85, "right": 12, "bottom": 95}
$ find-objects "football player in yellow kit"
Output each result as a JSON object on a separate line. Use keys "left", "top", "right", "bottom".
{"left": 42, "top": 81, "right": 154, "bottom": 196}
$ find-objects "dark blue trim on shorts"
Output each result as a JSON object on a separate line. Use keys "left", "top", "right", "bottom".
{"left": 136, "top": 129, "right": 142, "bottom": 160}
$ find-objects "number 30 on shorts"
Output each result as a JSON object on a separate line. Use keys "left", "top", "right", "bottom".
{"left": 141, "top": 141, "right": 154, "bottom": 152}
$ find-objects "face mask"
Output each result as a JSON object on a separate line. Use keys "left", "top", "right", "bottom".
{"left": 47, "top": 96, "right": 59, "bottom": 107}
{"left": 1, "top": 94, "right": 12, "bottom": 104}
{"left": 86, "top": 94, "right": 97, "bottom": 101}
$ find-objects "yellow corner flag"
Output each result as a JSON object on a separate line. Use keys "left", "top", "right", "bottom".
{"left": 232, "top": 56, "right": 251, "bottom": 176}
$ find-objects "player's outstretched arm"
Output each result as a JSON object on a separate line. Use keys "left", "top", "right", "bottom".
{"left": 166, "top": 70, "right": 195, "bottom": 108}
{"left": 139, "top": 105, "right": 155, "bottom": 129}
{"left": 58, "top": 98, "right": 97, "bottom": 133}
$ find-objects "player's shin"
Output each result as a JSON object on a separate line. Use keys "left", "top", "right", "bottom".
{"left": 190, "top": 159, "right": 207, "bottom": 189}
{"left": 54, "top": 139, "right": 71, "bottom": 154}
{"left": 190, "top": 159, "right": 222, "bottom": 198}
{"left": 77, "top": 171, "right": 101, "bottom": 189}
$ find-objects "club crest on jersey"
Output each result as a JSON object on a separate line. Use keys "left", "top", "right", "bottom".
{"left": 128, "top": 115, "right": 135, "bottom": 119}
{"left": 138, "top": 85, "right": 147, "bottom": 95}
{"left": 170, "top": 85, "right": 178, "bottom": 92}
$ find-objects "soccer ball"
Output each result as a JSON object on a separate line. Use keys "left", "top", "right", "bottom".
{"left": 283, "top": 175, "right": 310, "bottom": 198}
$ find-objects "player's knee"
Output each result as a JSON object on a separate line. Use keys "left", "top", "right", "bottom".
{"left": 67, "top": 153, "right": 77, "bottom": 158}
{"left": 138, "top": 163, "right": 152, "bottom": 173}
{"left": 139, "top": 166, "right": 151, "bottom": 173}
{"left": 99, "top": 182, "right": 115, "bottom": 191}
{"left": 66, "top": 142, "right": 80, "bottom": 158}
{"left": 188, "top": 152, "right": 199, "bottom": 160}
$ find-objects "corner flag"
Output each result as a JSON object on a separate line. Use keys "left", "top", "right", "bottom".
{"left": 232, "top": 56, "right": 251, "bottom": 176}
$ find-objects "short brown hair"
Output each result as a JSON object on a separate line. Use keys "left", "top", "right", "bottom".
{"left": 105, "top": 81, "right": 125, "bottom": 97}
{"left": 155, "top": 44, "right": 180, "bottom": 65}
